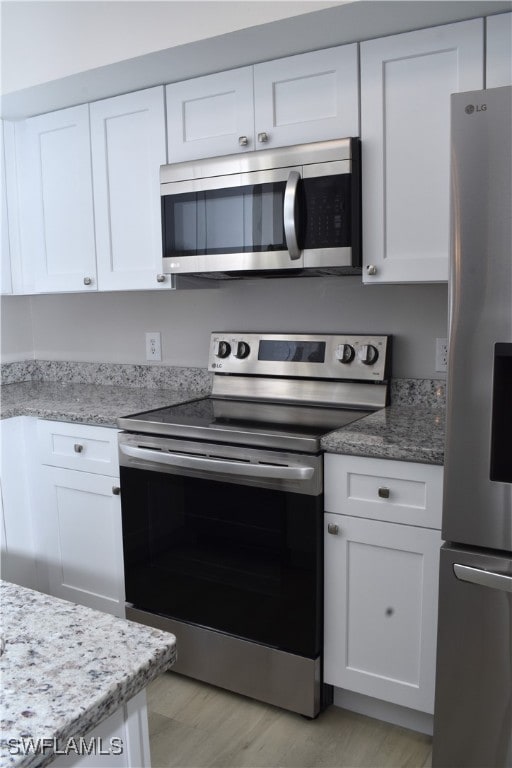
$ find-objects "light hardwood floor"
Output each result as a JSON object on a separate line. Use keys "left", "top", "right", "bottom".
{"left": 147, "top": 672, "right": 432, "bottom": 768}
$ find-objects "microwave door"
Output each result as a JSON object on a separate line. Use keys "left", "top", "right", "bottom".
{"left": 161, "top": 166, "right": 304, "bottom": 275}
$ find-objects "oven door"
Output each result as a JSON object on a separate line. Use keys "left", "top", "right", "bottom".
{"left": 119, "top": 433, "right": 323, "bottom": 658}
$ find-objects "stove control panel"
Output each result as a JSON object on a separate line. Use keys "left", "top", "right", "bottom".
{"left": 209, "top": 333, "right": 391, "bottom": 382}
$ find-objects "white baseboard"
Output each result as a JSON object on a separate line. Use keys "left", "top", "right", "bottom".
{"left": 332, "top": 688, "right": 433, "bottom": 736}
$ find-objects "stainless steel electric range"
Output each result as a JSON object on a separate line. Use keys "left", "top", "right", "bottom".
{"left": 117, "top": 332, "right": 391, "bottom": 718}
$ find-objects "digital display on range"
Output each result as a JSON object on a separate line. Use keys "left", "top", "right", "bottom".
{"left": 258, "top": 340, "right": 326, "bottom": 363}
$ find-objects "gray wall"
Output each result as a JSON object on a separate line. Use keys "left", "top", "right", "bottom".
{"left": 1, "top": 277, "right": 448, "bottom": 379}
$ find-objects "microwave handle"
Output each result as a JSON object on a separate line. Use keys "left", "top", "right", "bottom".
{"left": 283, "top": 170, "right": 301, "bottom": 260}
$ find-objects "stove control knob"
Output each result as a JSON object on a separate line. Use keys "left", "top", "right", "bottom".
{"left": 214, "top": 340, "right": 231, "bottom": 359}
{"left": 234, "top": 341, "right": 250, "bottom": 359}
{"left": 335, "top": 344, "right": 355, "bottom": 364}
{"left": 358, "top": 344, "right": 379, "bottom": 366}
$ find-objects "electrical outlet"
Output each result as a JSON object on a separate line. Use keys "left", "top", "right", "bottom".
{"left": 435, "top": 338, "right": 448, "bottom": 372}
{"left": 145, "top": 332, "right": 162, "bottom": 362}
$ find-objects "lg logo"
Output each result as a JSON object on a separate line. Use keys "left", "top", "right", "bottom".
{"left": 465, "top": 103, "right": 487, "bottom": 115}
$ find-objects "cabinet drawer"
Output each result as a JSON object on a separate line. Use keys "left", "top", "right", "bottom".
{"left": 325, "top": 454, "right": 443, "bottom": 529}
{"left": 37, "top": 420, "right": 119, "bottom": 476}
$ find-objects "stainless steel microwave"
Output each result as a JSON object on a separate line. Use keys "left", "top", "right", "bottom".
{"left": 160, "top": 138, "right": 361, "bottom": 279}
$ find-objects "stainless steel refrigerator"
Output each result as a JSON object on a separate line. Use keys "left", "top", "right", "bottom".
{"left": 432, "top": 85, "right": 512, "bottom": 768}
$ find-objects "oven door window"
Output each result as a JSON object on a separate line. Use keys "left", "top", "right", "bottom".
{"left": 121, "top": 467, "right": 323, "bottom": 658}
{"left": 162, "top": 182, "right": 287, "bottom": 257}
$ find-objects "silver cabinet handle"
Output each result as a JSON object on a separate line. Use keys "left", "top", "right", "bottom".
{"left": 238, "top": 136, "right": 249, "bottom": 146}
{"left": 156, "top": 274, "right": 166, "bottom": 283}
{"left": 120, "top": 444, "right": 314, "bottom": 481}
{"left": 283, "top": 170, "right": 301, "bottom": 260}
{"left": 327, "top": 523, "right": 339, "bottom": 535}
{"left": 74, "top": 443, "right": 84, "bottom": 453}
{"left": 378, "top": 487, "right": 390, "bottom": 499}
{"left": 366, "top": 265, "right": 378, "bottom": 276}
{"left": 83, "top": 277, "right": 93, "bottom": 286}
{"left": 112, "top": 486, "right": 121, "bottom": 496}
{"left": 454, "top": 564, "right": 512, "bottom": 593}
{"left": 257, "top": 132, "right": 269, "bottom": 143}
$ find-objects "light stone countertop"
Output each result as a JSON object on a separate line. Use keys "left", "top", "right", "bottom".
{"left": 0, "top": 381, "right": 207, "bottom": 427}
{"left": 0, "top": 580, "right": 176, "bottom": 768}
{"left": 0, "top": 372, "right": 445, "bottom": 465}
{"left": 321, "top": 405, "right": 445, "bottom": 465}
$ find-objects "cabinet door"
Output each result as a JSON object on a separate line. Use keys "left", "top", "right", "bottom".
{"left": 0, "top": 417, "right": 38, "bottom": 589}
{"left": 361, "top": 19, "right": 484, "bottom": 283}
{"left": 166, "top": 67, "right": 254, "bottom": 162}
{"left": 254, "top": 45, "right": 359, "bottom": 149}
{"left": 16, "top": 105, "right": 97, "bottom": 292}
{"left": 324, "top": 513, "right": 441, "bottom": 713}
{"left": 91, "top": 87, "right": 171, "bottom": 291}
{"left": 1, "top": 120, "right": 12, "bottom": 295}
{"left": 41, "top": 466, "right": 125, "bottom": 616}
{"left": 486, "top": 13, "right": 512, "bottom": 87}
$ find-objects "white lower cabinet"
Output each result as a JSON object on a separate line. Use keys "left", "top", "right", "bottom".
{"left": 0, "top": 417, "right": 39, "bottom": 590}
{"left": 51, "top": 690, "right": 150, "bottom": 768}
{"left": 39, "top": 466, "right": 125, "bottom": 616}
{"left": 324, "top": 454, "right": 443, "bottom": 714}
{"left": 36, "top": 420, "right": 125, "bottom": 617}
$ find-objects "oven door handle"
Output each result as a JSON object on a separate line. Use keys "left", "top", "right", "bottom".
{"left": 120, "top": 444, "right": 315, "bottom": 481}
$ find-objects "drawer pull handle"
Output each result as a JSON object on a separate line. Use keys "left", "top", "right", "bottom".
{"left": 327, "top": 523, "right": 339, "bottom": 535}
{"left": 238, "top": 136, "right": 249, "bottom": 146}
{"left": 112, "top": 486, "right": 121, "bottom": 496}
{"left": 378, "top": 487, "right": 390, "bottom": 499}
{"left": 74, "top": 443, "right": 84, "bottom": 454}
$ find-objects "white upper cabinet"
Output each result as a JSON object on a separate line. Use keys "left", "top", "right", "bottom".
{"left": 16, "top": 105, "right": 97, "bottom": 293}
{"left": 166, "top": 45, "right": 359, "bottom": 162}
{"left": 166, "top": 67, "right": 254, "bottom": 162}
{"left": 253, "top": 45, "right": 359, "bottom": 149}
{"left": 361, "top": 19, "right": 484, "bottom": 284}
{"left": 486, "top": 13, "right": 512, "bottom": 87}
{"left": 1, "top": 120, "right": 12, "bottom": 295}
{"left": 90, "top": 87, "right": 172, "bottom": 291}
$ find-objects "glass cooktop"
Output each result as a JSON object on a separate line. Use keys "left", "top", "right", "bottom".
{"left": 118, "top": 396, "right": 372, "bottom": 453}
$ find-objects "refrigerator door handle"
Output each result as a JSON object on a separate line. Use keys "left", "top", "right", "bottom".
{"left": 454, "top": 564, "right": 512, "bottom": 593}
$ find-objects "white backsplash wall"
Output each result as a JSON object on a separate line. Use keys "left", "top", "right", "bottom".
{"left": 1, "top": 277, "right": 448, "bottom": 379}
{"left": 0, "top": 294, "right": 34, "bottom": 361}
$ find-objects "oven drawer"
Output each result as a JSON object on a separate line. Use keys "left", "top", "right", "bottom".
{"left": 37, "top": 420, "right": 119, "bottom": 476}
{"left": 324, "top": 454, "right": 443, "bottom": 529}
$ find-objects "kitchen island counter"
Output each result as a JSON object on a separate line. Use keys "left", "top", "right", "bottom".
{"left": 0, "top": 580, "right": 176, "bottom": 768}
{"left": 321, "top": 405, "right": 445, "bottom": 465}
